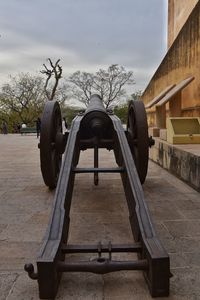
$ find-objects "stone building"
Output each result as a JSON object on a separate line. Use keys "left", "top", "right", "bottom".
{"left": 142, "top": 0, "right": 200, "bottom": 126}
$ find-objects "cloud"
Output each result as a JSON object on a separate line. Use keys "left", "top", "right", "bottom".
{"left": 0, "top": 0, "right": 167, "bottom": 92}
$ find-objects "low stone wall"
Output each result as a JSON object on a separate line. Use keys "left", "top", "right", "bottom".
{"left": 150, "top": 138, "right": 200, "bottom": 192}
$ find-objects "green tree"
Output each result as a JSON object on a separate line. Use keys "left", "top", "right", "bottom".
{"left": 114, "top": 103, "right": 129, "bottom": 124}
{"left": 0, "top": 73, "right": 46, "bottom": 126}
{"left": 61, "top": 106, "right": 81, "bottom": 127}
{"left": 113, "top": 90, "right": 143, "bottom": 124}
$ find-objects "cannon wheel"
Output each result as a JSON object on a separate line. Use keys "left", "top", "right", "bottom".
{"left": 127, "top": 100, "right": 149, "bottom": 184}
{"left": 40, "top": 101, "right": 63, "bottom": 189}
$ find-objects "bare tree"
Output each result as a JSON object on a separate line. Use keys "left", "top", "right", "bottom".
{"left": 68, "top": 64, "right": 135, "bottom": 108}
{"left": 41, "top": 58, "right": 62, "bottom": 100}
{"left": 68, "top": 71, "right": 94, "bottom": 106}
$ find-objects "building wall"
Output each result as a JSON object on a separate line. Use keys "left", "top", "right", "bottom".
{"left": 143, "top": 1, "right": 200, "bottom": 126}
{"left": 168, "top": 0, "right": 198, "bottom": 48}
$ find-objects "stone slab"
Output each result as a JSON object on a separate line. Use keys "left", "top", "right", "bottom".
{"left": 0, "top": 134, "right": 199, "bottom": 299}
{"left": 0, "top": 273, "right": 18, "bottom": 300}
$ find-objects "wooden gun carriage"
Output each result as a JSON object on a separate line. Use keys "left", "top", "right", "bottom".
{"left": 25, "top": 94, "right": 170, "bottom": 299}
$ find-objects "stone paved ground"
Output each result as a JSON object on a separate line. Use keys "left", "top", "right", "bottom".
{"left": 0, "top": 134, "right": 199, "bottom": 300}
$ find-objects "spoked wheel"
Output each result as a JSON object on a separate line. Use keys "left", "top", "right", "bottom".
{"left": 127, "top": 100, "right": 149, "bottom": 184}
{"left": 40, "top": 101, "right": 63, "bottom": 189}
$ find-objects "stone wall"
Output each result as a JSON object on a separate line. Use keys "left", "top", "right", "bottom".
{"left": 150, "top": 138, "right": 200, "bottom": 192}
{"left": 168, "top": 0, "right": 198, "bottom": 48}
{"left": 143, "top": 1, "right": 200, "bottom": 126}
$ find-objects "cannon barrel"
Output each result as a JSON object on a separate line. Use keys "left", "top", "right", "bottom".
{"left": 80, "top": 94, "right": 112, "bottom": 139}
{"left": 85, "top": 94, "right": 106, "bottom": 114}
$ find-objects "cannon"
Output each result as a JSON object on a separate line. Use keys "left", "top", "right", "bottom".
{"left": 25, "top": 94, "right": 170, "bottom": 299}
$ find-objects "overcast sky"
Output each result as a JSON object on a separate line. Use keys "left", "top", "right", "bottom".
{"left": 0, "top": 0, "right": 168, "bottom": 94}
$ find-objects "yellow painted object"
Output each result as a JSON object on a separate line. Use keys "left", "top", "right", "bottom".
{"left": 166, "top": 117, "right": 200, "bottom": 144}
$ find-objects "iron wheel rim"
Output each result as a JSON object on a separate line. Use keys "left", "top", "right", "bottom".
{"left": 127, "top": 100, "right": 149, "bottom": 184}
{"left": 40, "top": 101, "right": 62, "bottom": 189}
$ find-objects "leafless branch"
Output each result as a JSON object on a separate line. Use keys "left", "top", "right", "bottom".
{"left": 40, "top": 58, "right": 63, "bottom": 100}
